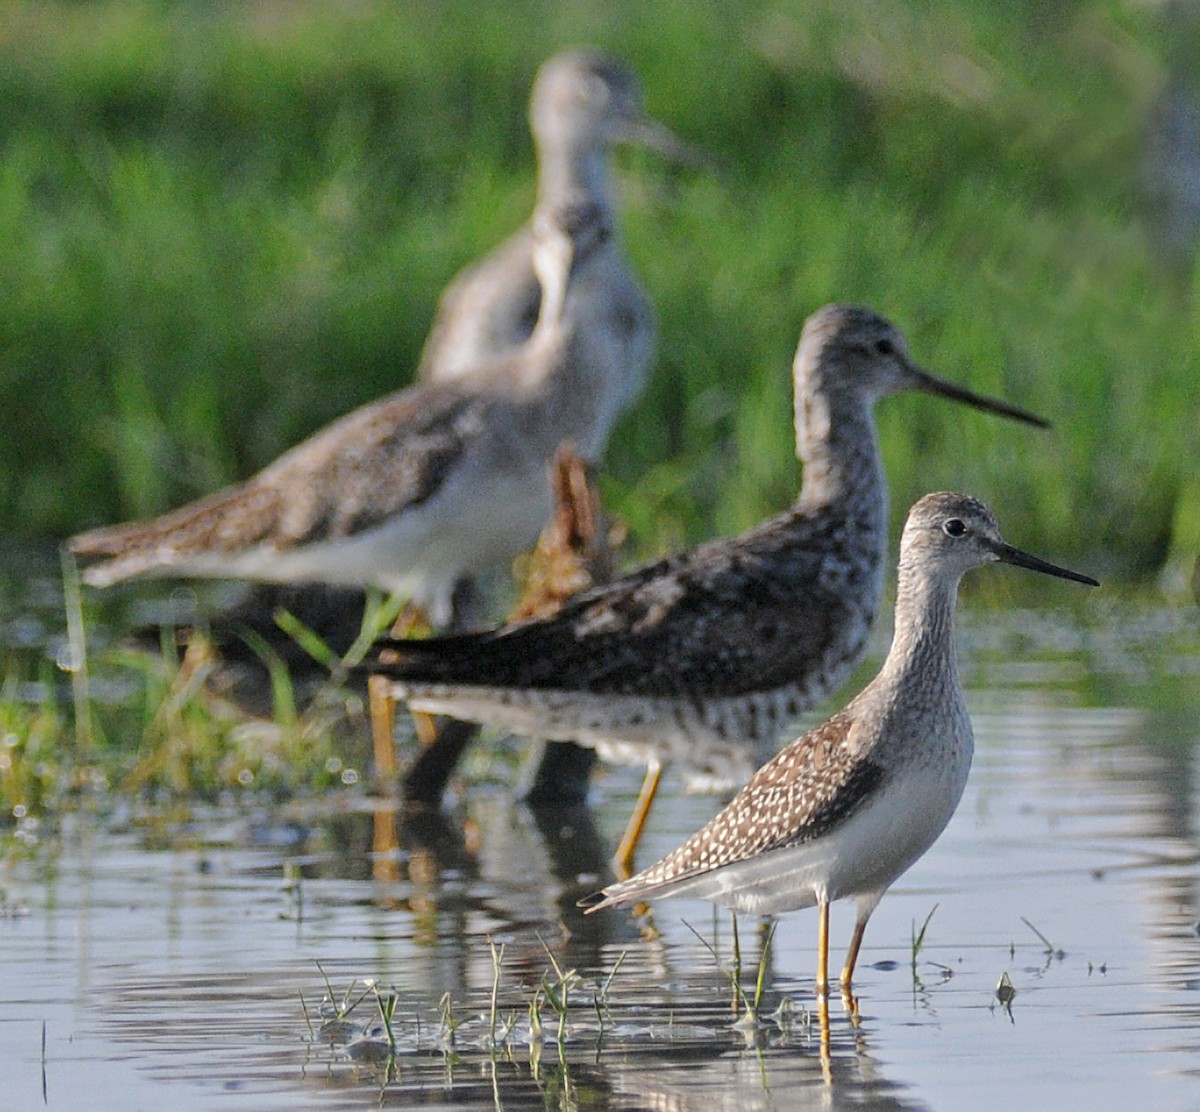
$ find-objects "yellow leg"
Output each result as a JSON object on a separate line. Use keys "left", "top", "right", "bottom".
{"left": 840, "top": 916, "right": 869, "bottom": 995}
{"left": 817, "top": 990, "right": 832, "bottom": 1079}
{"left": 368, "top": 674, "right": 398, "bottom": 781}
{"left": 381, "top": 603, "right": 444, "bottom": 751}
{"left": 371, "top": 800, "right": 400, "bottom": 887}
{"left": 411, "top": 710, "right": 440, "bottom": 749}
{"left": 389, "top": 602, "right": 432, "bottom": 640}
{"left": 612, "top": 760, "right": 663, "bottom": 878}
{"left": 816, "top": 896, "right": 831, "bottom": 999}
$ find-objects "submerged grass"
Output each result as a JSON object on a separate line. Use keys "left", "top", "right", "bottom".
{"left": 103, "top": 632, "right": 354, "bottom": 799}
{"left": 298, "top": 920, "right": 821, "bottom": 1107}
{"left": 303, "top": 929, "right": 799, "bottom": 1078}
{"left": 0, "top": 567, "right": 379, "bottom": 827}
{"left": 685, "top": 912, "right": 787, "bottom": 1027}
{"left": 910, "top": 904, "right": 938, "bottom": 984}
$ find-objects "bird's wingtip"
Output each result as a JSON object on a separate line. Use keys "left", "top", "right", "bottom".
{"left": 351, "top": 642, "right": 405, "bottom": 676}
{"left": 577, "top": 889, "right": 614, "bottom": 914}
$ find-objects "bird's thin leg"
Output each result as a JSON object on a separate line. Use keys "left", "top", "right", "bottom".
{"left": 371, "top": 800, "right": 400, "bottom": 885}
{"left": 402, "top": 719, "right": 481, "bottom": 806}
{"left": 840, "top": 914, "right": 870, "bottom": 994}
{"left": 411, "top": 711, "right": 440, "bottom": 749}
{"left": 816, "top": 899, "right": 836, "bottom": 1075}
{"left": 368, "top": 674, "right": 398, "bottom": 783}
{"left": 380, "top": 598, "right": 446, "bottom": 750}
{"left": 816, "top": 896, "right": 831, "bottom": 998}
{"left": 389, "top": 601, "right": 433, "bottom": 640}
{"left": 840, "top": 910, "right": 871, "bottom": 1027}
{"left": 817, "top": 992, "right": 832, "bottom": 1080}
{"left": 612, "top": 759, "right": 663, "bottom": 878}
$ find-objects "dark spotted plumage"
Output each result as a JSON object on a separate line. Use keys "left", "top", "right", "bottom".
{"left": 370, "top": 497, "right": 874, "bottom": 699}
{"left": 616, "top": 712, "right": 886, "bottom": 893}
{"left": 367, "top": 305, "right": 1047, "bottom": 763}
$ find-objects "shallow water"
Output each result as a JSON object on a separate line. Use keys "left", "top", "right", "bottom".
{"left": 2, "top": 586, "right": 1200, "bottom": 1110}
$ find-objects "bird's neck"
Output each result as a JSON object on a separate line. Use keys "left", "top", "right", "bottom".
{"left": 505, "top": 326, "right": 611, "bottom": 460}
{"left": 537, "top": 144, "right": 612, "bottom": 213}
{"left": 876, "top": 564, "right": 963, "bottom": 697}
{"left": 529, "top": 241, "right": 608, "bottom": 349}
{"left": 795, "top": 377, "right": 885, "bottom": 523}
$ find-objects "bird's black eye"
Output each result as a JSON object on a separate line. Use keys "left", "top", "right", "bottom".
{"left": 943, "top": 519, "right": 967, "bottom": 537}
{"left": 582, "top": 74, "right": 610, "bottom": 106}
{"left": 874, "top": 337, "right": 896, "bottom": 356}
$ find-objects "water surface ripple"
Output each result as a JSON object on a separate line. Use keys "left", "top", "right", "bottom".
{"left": 1, "top": 605, "right": 1199, "bottom": 1110}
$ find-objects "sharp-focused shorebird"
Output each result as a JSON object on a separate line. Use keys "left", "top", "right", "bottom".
{"left": 418, "top": 47, "right": 699, "bottom": 388}
{"left": 363, "top": 305, "right": 1050, "bottom": 871}
{"left": 584, "top": 492, "right": 1098, "bottom": 1000}
{"left": 70, "top": 198, "right": 636, "bottom": 629}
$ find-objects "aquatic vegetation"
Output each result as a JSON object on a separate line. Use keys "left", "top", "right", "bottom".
{"left": 302, "top": 938, "right": 812, "bottom": 1084}
{"left": 910, "top": 904, "right": 938, "bottom": 986}
{"left": 0, "top": 671, "right": 64, "bottom": 825}
{"left": 0, "top": 572, "right": 381, "bottom": 830}
{"left": 683, "top": 913, "right": 790, "bottom": 1029}
{"left": 993, "top": 971, "right": 1017, "bottom": 1022}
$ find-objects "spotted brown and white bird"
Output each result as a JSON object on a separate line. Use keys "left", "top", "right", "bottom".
{"left": 584, "top": 492, "right": 1098, "bottom": 1000}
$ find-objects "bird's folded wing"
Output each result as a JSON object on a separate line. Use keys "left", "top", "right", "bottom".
{"left": 365, "top": 523, "right": 854, "bottom": 697}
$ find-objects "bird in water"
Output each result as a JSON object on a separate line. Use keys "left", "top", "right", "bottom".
{"left": 583, "top": 492, "right": 1098, "bottom": 1005}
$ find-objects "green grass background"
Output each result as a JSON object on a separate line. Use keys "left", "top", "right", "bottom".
{"left": 2, "top": 0, "right": 1198, "bottom": 590}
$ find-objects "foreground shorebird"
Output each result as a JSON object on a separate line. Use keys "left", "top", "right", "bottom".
{"left": 364, "top": 305, "right": 1049, "bottom": 870}
{"left": 419, "top": 48, "right": 699, "bottom": 386}
{"left": 70, "top": 199, "right": 637, "bottom": 628}
{"left": 584, "top": 492, "right": 1099, "bottom": 1002}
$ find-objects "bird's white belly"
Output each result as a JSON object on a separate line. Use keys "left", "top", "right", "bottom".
{"left": 400, "top": 686, "right": 788, "bottom": 786}
{"left": 201, "top": 466, "right": 551, "bottom": 626}
{"left": 404, "top": 688, "right": 698, "bottom": 753}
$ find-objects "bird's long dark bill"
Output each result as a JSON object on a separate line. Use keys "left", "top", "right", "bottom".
{"left": 623, "top": 116, "right": 716, "bottom": 169}
{"left": 995, "top": 542, "right": 1099, "bottom": 586}
{"left": 913, "top": 368, "right": 1050, "bottom": 429}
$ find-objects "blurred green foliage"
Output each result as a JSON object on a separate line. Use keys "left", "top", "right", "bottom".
{"left": 1, "top": 0, "right": 1197, "bottom": 588}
